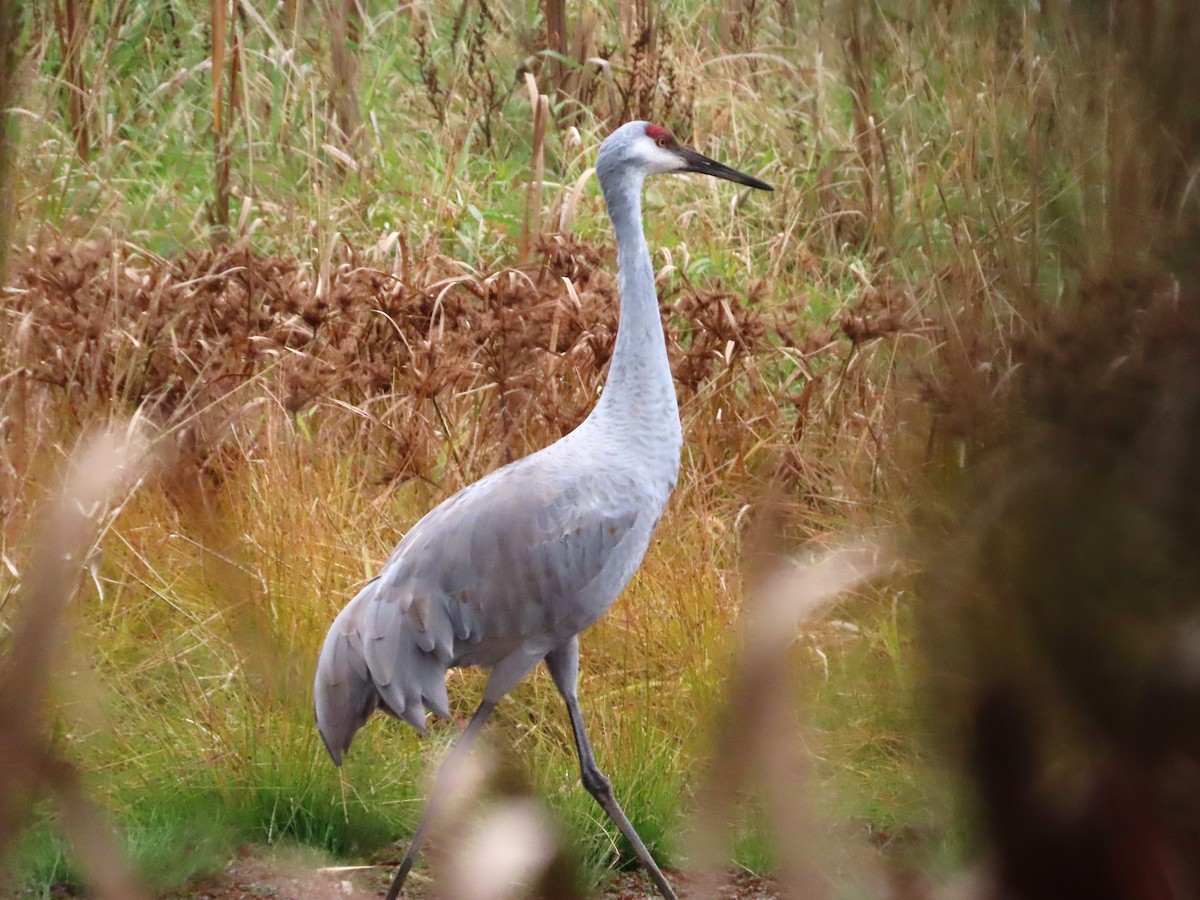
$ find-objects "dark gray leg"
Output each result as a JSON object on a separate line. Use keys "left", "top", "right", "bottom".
{"left": 384, "top": 699, "right": 495, "bottom": 900}
{"left": 545, "top": 638, "right": 679, "bottom": 900}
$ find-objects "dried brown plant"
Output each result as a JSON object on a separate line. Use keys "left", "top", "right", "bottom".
{"left": 3, "top": 234, "right": 830, "bottom": 502}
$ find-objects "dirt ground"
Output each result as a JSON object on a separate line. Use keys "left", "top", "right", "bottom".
{"left": 150, "top": 846, "right": 779, "bottom": 900}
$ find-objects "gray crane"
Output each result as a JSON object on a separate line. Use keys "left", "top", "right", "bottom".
{"left": 314, "top": 121, "right": 772, "bottom": 900}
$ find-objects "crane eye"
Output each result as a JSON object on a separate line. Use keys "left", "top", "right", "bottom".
{"left": 655, "top": 135, "right": 669, "bottom": 148}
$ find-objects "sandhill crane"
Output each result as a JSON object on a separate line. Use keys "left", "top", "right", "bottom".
{"left": 314, "top": 121, "right": 772, "bottom": 900}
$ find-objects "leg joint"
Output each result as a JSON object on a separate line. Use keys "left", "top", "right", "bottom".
{"left": 581, "top": 763, "right": 612, "bottom": 797}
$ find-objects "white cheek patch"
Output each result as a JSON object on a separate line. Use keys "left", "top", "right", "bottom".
{"left": 645, "top": 143, "right": 685, "bottom": 175}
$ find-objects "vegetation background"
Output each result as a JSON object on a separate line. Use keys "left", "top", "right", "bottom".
{"left": 3, "top": 0, "right": 1197, "bottom": 896}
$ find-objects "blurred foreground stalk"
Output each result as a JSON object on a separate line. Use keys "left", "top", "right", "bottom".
{"left": 917, "top": 3, "right": 1200, "bottom": 898}
{"left": 690, "top": 508, "right": 889, "bottom": 897}
{"left": 0, "top": 426, "right": 151, "bottom": 899}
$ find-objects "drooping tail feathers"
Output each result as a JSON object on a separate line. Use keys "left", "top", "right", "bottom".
{"left": 313, "top": 580, "right": 452, "bottom": 765}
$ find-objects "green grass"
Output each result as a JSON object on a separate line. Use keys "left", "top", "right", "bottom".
{"left": 14, "top": 791, "right": 237, "bottom": 894}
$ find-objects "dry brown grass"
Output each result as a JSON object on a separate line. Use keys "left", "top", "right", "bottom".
{"left": 2, "top": 229, "right": 900, "bottom": 520}
{"left": 0, "top": 216, "right": 895, "bottom": 689}
{"left": 0, "top": 213, "right": 911, "bottom": 892}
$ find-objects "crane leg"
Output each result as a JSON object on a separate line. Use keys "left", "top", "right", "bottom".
{"left": 545, "top": 639, "right": 679, "bottom": 900}
{"left": 383, "top": 699, "right": 495, "bottom": 900}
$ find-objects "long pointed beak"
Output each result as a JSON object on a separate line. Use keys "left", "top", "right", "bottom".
{"left": 678, "top": 146, "right": 773, "bottom": 191}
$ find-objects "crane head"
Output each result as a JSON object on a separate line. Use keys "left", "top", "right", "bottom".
{"left": 597, "top": 121, "right": 773, "bottom": 192}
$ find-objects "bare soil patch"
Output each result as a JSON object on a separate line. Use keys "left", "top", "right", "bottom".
{"left": 144, "top": 845, "right": 779, "bottom": 900}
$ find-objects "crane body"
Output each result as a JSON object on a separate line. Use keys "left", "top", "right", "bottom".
{"left": 314, "top": 121, "right": 771, "bottom": 900}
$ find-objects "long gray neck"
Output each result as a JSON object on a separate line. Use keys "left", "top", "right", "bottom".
{"left": 590, "top": 170, "right": 680, "bottom": 443}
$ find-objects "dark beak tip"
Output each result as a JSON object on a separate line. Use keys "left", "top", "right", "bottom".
{"left": 679, "top": 146, "right": 772, "bottom": 193}
{"left": 738, "top": 175, "right": 773, "bottom": 192}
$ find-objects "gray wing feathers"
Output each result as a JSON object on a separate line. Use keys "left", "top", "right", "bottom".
{"left": 313, "top": 458, "right": 649, "bottom": 764}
